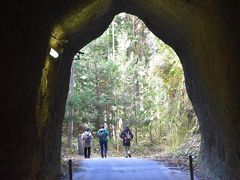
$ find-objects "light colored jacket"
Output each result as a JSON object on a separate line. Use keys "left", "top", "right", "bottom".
{"left": 81, "top": 131, "right": 93, "bottom": 147}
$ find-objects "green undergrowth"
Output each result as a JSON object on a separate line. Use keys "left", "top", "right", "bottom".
{"left": 61, "top": 133, "right": 200, "bottom": 159}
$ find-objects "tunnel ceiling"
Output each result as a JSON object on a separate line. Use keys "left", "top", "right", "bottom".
{"left": 49, "top": 0, "right": 212, "bottom": 54}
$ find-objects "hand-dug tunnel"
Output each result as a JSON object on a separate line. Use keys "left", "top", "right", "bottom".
{"left": 2, "top": 0, "right": 240, "bottom": 179}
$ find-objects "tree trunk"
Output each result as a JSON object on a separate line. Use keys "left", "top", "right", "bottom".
{"left": 106, "top": 106, "right": 112, "bottom": 139}
{"left": 93, "top": 61, "right": 104, "bottom": 129}
{"left": 123, "top": 105, "right": 127, "bottom": 123}
{"left": 115, "top": 125, "right": 119, "bottom": 153}
{"left": 112, "top": 19, "right": 115, "bottom": 61}
{"left": 67, "top": 63, "right": 74, "bottom": 148}
{"left": 67, "top": 111, "right": 73, "bottom": 148}
{"left": 149, "top": 123, "right": 153, "bottom": 143}
{"left": 135, "top": 126, "right": 138, "bottom": 144}
{"left": 99, "top": 105, "right": 104, "bottom": 126}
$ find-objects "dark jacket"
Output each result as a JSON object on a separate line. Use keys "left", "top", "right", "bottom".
{"left": 120, "top": 129, "right": 133, "bottom": 146}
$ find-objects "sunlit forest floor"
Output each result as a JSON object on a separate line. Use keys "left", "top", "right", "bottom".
{"left": 60, "top": 133, "right": 207, "bottom": 179}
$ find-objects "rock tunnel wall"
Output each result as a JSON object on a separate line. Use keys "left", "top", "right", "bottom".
{"left": 1, "top": 0, "right": 240, "bottom": 179}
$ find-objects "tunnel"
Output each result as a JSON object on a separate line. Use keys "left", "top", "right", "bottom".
{"left": 2, "top": 0, "right": 240, "bottom": 179}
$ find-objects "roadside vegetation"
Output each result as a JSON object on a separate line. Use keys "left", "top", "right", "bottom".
{"left": 61, "top": 12, "right": 201, "bottom": 178}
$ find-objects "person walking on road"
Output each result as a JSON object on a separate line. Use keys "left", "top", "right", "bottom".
{"left": 81, "top": 127, "right": 93, "bottom": 158}
{"left": 97, "top": 125, "right": 109, "bottom": 158}
{"left": 120, "top": 126, "right": 134, "bottom": 158}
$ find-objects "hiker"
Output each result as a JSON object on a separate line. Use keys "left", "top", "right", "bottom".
{"left": 97, "top": 125, "right": 108, "bottom": 158}
{"left": 120, "top": 126, "right": 134, "bottom": 158}
{"left": 81, "top": 127, "right": 93, "bottom": 158}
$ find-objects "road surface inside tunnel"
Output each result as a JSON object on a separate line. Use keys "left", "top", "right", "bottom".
{"left": 71, "top": 157, "right": 198, "bottom": 180}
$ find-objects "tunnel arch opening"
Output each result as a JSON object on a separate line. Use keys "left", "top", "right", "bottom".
{"left": 40, "top": 1, "right": 239, "bottom": 178}
{"left": 41, "top": 6, "right": 198, "bottom": 176}
{"left": 62, "top": 12, "right": 200, "bottom": 165}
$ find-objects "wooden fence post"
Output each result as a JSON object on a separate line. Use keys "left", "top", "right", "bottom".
{"left": 189, "top": 155, "right": 194, "bottom": 180}
{"left": 78, "top": 134, "right": 84, "bottom": 155}
{"left": 69, "top": 159, "right": 72, "bottom": 180}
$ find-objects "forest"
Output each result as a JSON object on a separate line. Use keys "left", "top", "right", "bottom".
{"left": 62, "top": 13, "right": 199, "bottom": 161}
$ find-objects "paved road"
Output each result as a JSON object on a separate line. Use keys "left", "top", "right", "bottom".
{"left": 72, "top": 157, "right": 198, "bottom": 180}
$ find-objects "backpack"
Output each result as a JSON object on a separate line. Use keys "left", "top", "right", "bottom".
{"left": 98, "top": 130, "right": 105, "bottom": 140}
{"left": 85, "top": 133, "right": 91, "bottom": 144}
{"left": 124, "top": 131, "right": 132, "bottom": 143}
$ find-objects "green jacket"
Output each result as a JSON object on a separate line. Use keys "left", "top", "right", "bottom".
{"left": 97, "top": 128, "right": 108, "bottom": 141}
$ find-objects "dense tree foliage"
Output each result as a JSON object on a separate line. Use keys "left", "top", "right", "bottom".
{"left": 64, "top": 13, "right": 198, "bottom": 152}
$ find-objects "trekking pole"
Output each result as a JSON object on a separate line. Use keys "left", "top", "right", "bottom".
{"left": 189, "top": 155, "right": 194, "bottom": 180}
{"left": 69, "top": 159, "right": 72, "bottom": 180}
